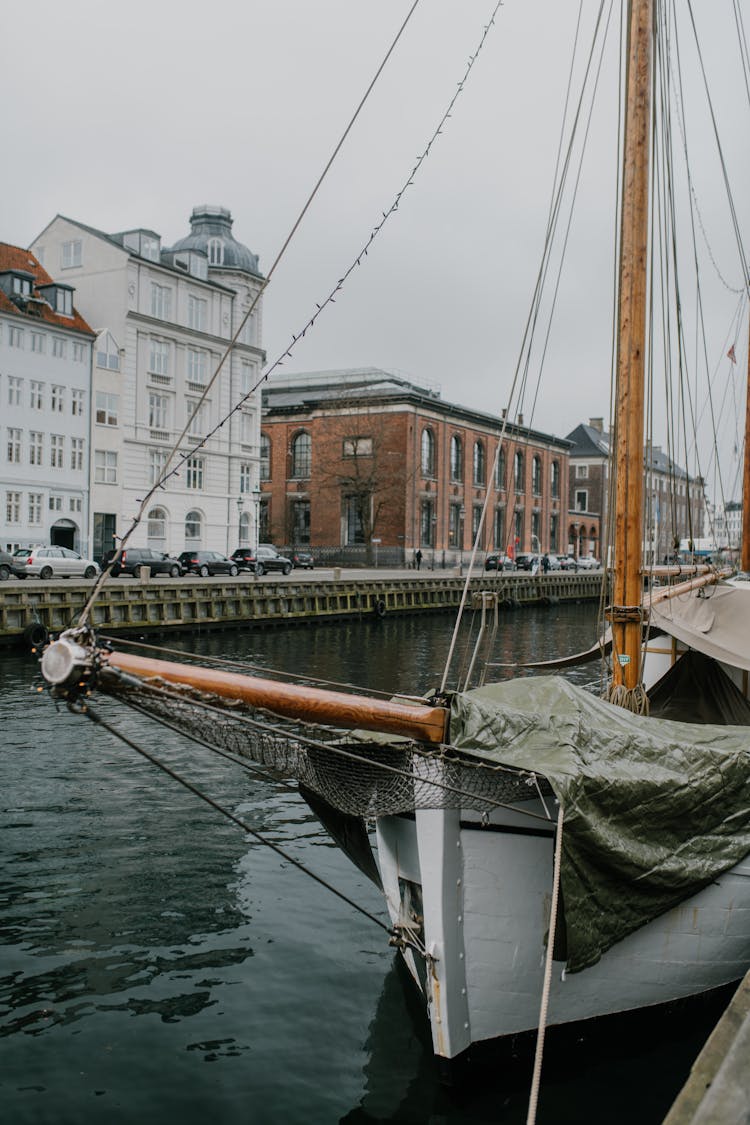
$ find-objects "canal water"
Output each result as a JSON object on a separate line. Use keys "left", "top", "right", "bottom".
{"left": 0, "top": 605, "right": 723, "bottom": 1124}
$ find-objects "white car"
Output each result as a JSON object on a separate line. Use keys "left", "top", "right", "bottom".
{"left": 576, "top": 555, "right": 600, "bottom": 570}
{"left": 14, "top": 546, "right": 101, "bottom": 580}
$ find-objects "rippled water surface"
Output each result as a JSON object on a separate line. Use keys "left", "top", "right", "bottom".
{"left": 0, "top": 606, "right": 722, "bottom": 1123}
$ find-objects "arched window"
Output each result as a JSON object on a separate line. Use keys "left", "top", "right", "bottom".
{"left": 450, "top": 434, "right": 463, "bottom": 481}
{"left": 473, "top": 440, "right": 485, "bottom": 486}
{"left": 147, "top": 506, "right": 167, "bottom": 545}
{"left": 421, "top": 428, "right": 436, "bottom": 477}
{"left": 185, "top": 509, "right": 202, "bottom": 544}
{"left": 291, "top": 431, "right": 311, "bottom": 478}
{"left": 239, "top": 511, "right": 250, "bottom": 547}
{"left": 260, "top": 434, "right": 271, "bottom": 481}
{"left": 495, "top": 447, "right": 506, "bottom": 490}
{"left": 551, "top": 460, "right": 560, "bottom": 499}
{"left": 514, "top": 451, "right": 525, "bottom": 492}
{"left": 532, "top": 456, "right": 542, "bottom": 495}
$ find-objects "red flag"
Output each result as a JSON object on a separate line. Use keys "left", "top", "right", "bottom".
{"left": 727, "top": 345, "right": 737, "bottom": 363}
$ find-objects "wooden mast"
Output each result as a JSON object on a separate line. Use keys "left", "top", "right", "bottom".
{"left": 610, "top": 0, "right": 653, "bottom": 696}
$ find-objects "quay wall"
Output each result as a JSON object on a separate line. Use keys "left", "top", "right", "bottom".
{"left": 0, "top": 571, "right": 604, "bottom": 647}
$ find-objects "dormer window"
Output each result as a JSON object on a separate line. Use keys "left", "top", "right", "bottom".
{"left": 55, "top": 288, "right": 73, "bottom": 316}
{"left": 207, "top": 238, "right": 224, "bottom": 266}
{"left": 122, "top": 230, "right": 161, "bottom": 261}
{"left": 12, "top": 275, "right": 32, "bottom": 298}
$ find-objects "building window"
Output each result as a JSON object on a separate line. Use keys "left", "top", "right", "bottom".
{"left": 472, "top": 505, "right": 483, "bottom": 545}
{"left": 6, "top": 491, "right": 21, "bottom": 523}
{"left": 49, "top": 495, "right": 63, "bottom": 512}
{"left": 421, "top": 428, "right": 436, "bottom": 477}
{"left": 240, "top": 463, "right": 252, "bottom": 493}
{"left": 71, "top": 389, "right": 85, "bottom": 416}
{"left": 575, "top": 490, "right": 588, "bottom": 512}
{"left": 29, "top": 431, "right": 43, "bottom": 465}
{"left": 473, "top": 441, "right": 486, "bottom": 486}
{"left": 449, "top": 503, "right": 463, "bottom": 548}
{"left": 51, "top": 384, "right": 65, "bottom": 412}
{"left": 291, "top": 432, "right": 311, "bottom": 478}
{"left": 71, "top": 437, "right": 84, "bottom": 471}
{"left": 186, "top": 457, "right": 204, "bottom": 489}
{"left": 420, "top": 499, "right": 435, "bottom": 547}
{"left": 8, "top": 376, "right": 22, "bottom": 405}
{"left": 52, "top": 337, "right": 67, "bottom": 359}
{"left": 343, "top": 436, "right": 373, "bottom": 457}
{"left": 207, "top": 238, "right": 224, "bottom": 266}
{"left": 450, "top": 435, "right": 463, "bottom": 482}
{"left": 73, "top": 341, "right": 87, "bottom": 363}
{"left": 12, "top": 275, "right": 32, "bottom": 297}
{"left": 7, "top": 428, "right": 21, "bottom": 463}
{"left": 50, "top": 434, "right": 65, "bottom": 468}
{"left": 514, "top": 451, "right": 525, "bottom": 492}
{"left": 150, "top": 283, "right": 172, "bottom": 320}
{"left": 96, "top": 392, "right": 119, "bottom": 426}
{"left": 149, "top": 448, "right": 168, "bottom": 485}
{"left": 187, "top": 348, "right": 207, "bottom": 384}
{"left": 95, "top": 449, "right": 118, "bottom": 484}
{"left": 186, "top": 399, "right": 205, "bottom": 436}
{"left": 238, "top": 511, "right": 251, "bottom": 547}
{"left": 185, "top": 509, "right": 202, "bottom": 542}
{"left": 531, "top": 510, "right": 541, "bottom": 547}
{"left": 30, "top": 381, "right": 44, "bottom": 410}
{"left": 62, "top": 240, "right": 82, "bottom": 268}
{"left": 514, "top": 509, "right": 523, "bottom": 549}
{"left": 96, "top": 331, "right": 120, "bottom": 370}
{"left": 149, "top": 393, "right": 168, "bottom": 430}
{"left": 343, "top": 495, "right": 366, "bottom": 545}
{"left": 532, "top": 456, "right": 542, "bottom": 496}
{"left": 187, "top": 295, "right": 208, "bottom": 331}
{"left": 70, "top": 497, "right": 82, "bottom": 513}
{"left": 260, "top": 434, "right": 270, "bottom": 480}
{"left": 550, "top": 512, "right": 559, "bottom": 552}
{"left": 240, "top": 361, "right": 252, "bottom": 397}
{"left": 494, "top": 506, "right": 506, "bottom": 550}
{"left": 576, "top": 463, "right": 589, "bottom": 478}
{"left": 9, "top": 326, "right": 24, "bottom": 349}
{"left": 149, "top": 338, "right": 169, "bottom": 375}
{"left": 292, "top": 500, "right": 311, "bottom": 545}
{"left": 551, "top": 460, "right": 560, "bottom": 499}
{"left": 495, "top": 446, "right": 506, "bottom": 490}
{"left": 147, "top": 506, "right": 167, "bottom": 543}
{"left": 240, "top": 411, "right": 252, "bottom": 445}
{"left": 31, "top": 331, "right": 46, "bottom": 354}
{"left": 28, "top": 493, "right": 43, "bottom": 525}
{"left": 55, "top": 289, "right": 73, "bottom": 316}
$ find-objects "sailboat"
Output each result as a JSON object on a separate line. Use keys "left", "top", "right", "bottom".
{"left": 39, "top": 0, "right": 750, "bottom": 1081}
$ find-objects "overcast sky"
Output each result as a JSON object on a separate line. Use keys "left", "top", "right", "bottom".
{"left": 4, "top": 1, "right": 750, "bottom": 491}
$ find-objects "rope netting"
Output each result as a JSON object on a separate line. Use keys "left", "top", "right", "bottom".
{"left": 101, "top": 668, "right": 552, "bottom": 820}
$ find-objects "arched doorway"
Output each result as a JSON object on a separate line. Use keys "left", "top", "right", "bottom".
{"left": 50, "top": 519, "right": 78, "bottom": 551}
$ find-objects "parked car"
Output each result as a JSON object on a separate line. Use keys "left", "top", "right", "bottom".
{"left": 103, "top": 547, "right": 184, "bottom": 578}
{"left": 15, "top": 546, "right": 101, "bottom": 580}
{"left": 557, "top": 554, "right": 577, "bottom": 570}
{"left": 576, "top": 555, "right": 600, "bottom": 570}
{"left": 0, "top": 549, "right": 27, "bottom": 580}
{"left": 544, "top": 553, "right": 562, "bottom": 570}
{"left": 484, "top": 553, "right": 515, "bottom": 571}
{"left": 231, "top": 545, "right": 293, "bottom": 576}
{"left": 290, "top": 549, "right": 314, "bottom": 569}
{"left": 514, "top": 553, "right": 539, "bottom": 571}
{"left": 178, "top": 550, "right": 239, "bottom": 577}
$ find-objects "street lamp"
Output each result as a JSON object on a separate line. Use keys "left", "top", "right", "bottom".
{"left": 574, "top": 520, "right": 580, "bottom": 568}
{"left": 236, "top": 496, "right": 246, "bottom": 548}
{"left": 252, "top": 486, "right": 262, "bottom": 553}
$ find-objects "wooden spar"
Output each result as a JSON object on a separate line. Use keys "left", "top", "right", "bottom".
{"left": 743, "top": 322, "right": 750, "bottom": 572}
{"left": 106, "top": 651, "right": 449, "bottom": 745}
{"left": 611, "top": 0, "right": 653, "bottom": 692}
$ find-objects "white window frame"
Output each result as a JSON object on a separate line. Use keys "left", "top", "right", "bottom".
{"left": 186, "top": 457, "right": 204, "bottom": 490}
{"left": 7, "top": 428, "right": 22, "bottom": 463}
{"left": 150, "top": 283, "right": 172, "bottom": 321}
{"left": 95, "top": 449, "right": 118, "bottom": 484}
{"left": 148, "top": 393, "right": 168, "bottom": 431}
{"left": 149, "top": 338, "right": 170, "bottom": 375}
{"left": 71, "top": 437, "right": 84, "bottom": 471}
{"left": 187, "top": 294, "right": 208, "bottom": 332}
{"left": 50, "top": 434, "right": 65, "bottom": 468}
{"left": 95, "top": 392, "right": 119, "bottom": 426}
{"left": 28, "top": 493, "right": 43, "bottom": 525}
{"left": 29, "top": 431, "right": 43, "bottom": 465}
{"left": 62, "top": 239, "right": 82, "bottom": 269}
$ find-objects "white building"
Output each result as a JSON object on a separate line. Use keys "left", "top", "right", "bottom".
{"left": 0, "top": 243, "right": 94, "bottom": 554}
{"left": 32, "top": 206, "right": 266, "bottom": 561}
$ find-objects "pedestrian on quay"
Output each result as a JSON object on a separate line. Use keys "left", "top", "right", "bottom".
{"left": 415, "top": 549, "right": 423, "bottom": 571}
{"left": 542, "top": 553, "right": 550, "bottom": 573}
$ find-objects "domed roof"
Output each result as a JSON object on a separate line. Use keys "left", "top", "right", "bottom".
{"left": 170, "top": 205, "right": 261, "bottom": 277}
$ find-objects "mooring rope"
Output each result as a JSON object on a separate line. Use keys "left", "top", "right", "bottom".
{"left": 526, "top": 802, "right": 565, "bottom": 1125}
{"left": 74, "top": 701, "right": 392, "bottom": 934}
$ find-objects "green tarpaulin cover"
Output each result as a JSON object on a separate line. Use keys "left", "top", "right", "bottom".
{"left": 450, "top": 676, "right": 750, "bottom": 972}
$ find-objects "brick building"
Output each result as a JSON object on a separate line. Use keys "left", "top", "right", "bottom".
{"left": 261, "top": 369, "right": 572, "bottom": 566}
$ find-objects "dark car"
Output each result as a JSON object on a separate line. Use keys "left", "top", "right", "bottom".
{"left": 514, "top": 553, "right": 539, "bottom": 571}
{"left": 231, "top": 545, "right": 293, "bottom": 576}
{"left": 0, "top": 549, "right": 26, "bottom": 580}
{"left": 484, "top": 553, "right": 515, "bottom": 571}
{"left": 103, "top": 547, "right": 184, "bottom": 578}
{"left": 290, "top": 549, "right": 314, "bottom": 570}
{"left": 178, "top": 550, "right": 239, "bottom": 577}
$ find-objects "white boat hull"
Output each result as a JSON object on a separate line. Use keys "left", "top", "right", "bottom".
{"left": 376, "top": 805, "right": 750, "bottom": 1062}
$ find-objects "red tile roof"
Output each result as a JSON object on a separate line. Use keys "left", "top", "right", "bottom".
{"left": 0, "top": 242, "right": 95, "bottom": 336}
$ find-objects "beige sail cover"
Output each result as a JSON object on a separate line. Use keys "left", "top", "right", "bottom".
{"left": 649, "top": 584, "right": 750, "bottom": 671}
